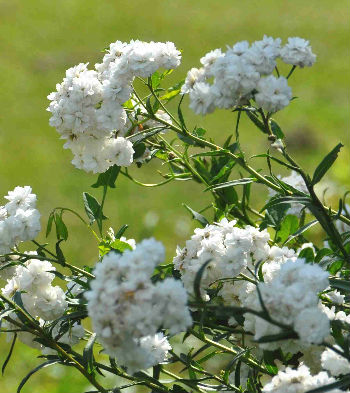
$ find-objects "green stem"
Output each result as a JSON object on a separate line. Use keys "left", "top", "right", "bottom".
{"left": 134, "top": 87, "right": 350, "bottom": 228}
{"left": 286, "top": 65, "right": 297, "bottom": 79}
{"left": 52, "top": 207, "right": 100, "bottom": 241}
{"left": 283, "top": 150, "right": 349, "bottom": 262}
{"left": 0, "top": 294, "right": 107, "bottom": 393}
{"left": 188, "top": 328, "right": 272, "bottom": 375}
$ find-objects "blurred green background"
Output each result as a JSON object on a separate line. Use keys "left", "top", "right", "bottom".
{"left": 0, "top": 0, "right": 349, "bottom": 391}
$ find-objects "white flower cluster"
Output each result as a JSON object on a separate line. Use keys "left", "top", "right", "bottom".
{"left": 0, "top": 186, "right": 41, "bottom": 255}
{"left": 268, "top": 171, "right": 309, "bottom": 217}
{"left": 86, "top": 238, "right": 192, "bottom": 373}
{"left": 182, "top": 36, "right": 315, "bottom": 115}
{"left": 321, "top": 346, "right": 350, "bottom": 377}
{"left": 262, "top": 364, "right": 346, "bottom": 393}
{"left": 2, "top": 254, "right": 67, "bottom": 321}
{"left": 48, "top": 40, "right": 181, "bottom": 173}
{"left": 173, "top": 218, "right": 275, "bottom": 300}
{"left": 246, "top": 259, "right": 330, "bottom": 345}
{"left": 174, "top": 219, "right": 333, "bottom": 350}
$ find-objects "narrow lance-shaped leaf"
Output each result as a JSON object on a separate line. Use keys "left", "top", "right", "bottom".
{"left": 193, "top": 259, "right": 212, "bottom": 300}
{"left": 205, "top": 178, "right": 256, "bottom": 191}
{"left": 284, "top": 219, "right": 319, "bottom": 245}
{"left": 2, "top": 333, "right": 17, "bottom": 375}
{"left": 46, "top": 213, "right": 54, "bottom": 237}
{"left": 17, "top": 359, "right": 61, "bottom": 393}
{"left": 83, "top": 333, "right": 96, "bottom": 375}
{"left": 312, "top": 143, "right": 343, "bottom": 185}
{"left": 183, "top": 204, "right": 209, "bottom": 227}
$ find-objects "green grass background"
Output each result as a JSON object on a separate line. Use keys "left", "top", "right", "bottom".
{"left": 0, "top": 0, "right": 349, "bottom": 391}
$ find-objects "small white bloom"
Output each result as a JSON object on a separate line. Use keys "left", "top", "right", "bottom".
{"left": 255, "top": 76, "right": 292, "bottom": 113}
{"left": 280, "top": 37, "right": 316, "bottom": 67}
{"left": 321, "top": 346, "right": 350, "bottom": 376}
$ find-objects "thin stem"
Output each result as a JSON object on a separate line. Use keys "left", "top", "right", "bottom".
{"left": 121, "top": 170, "right": 175, "bottom": 187}
{"left": 283, "top": 150, "right": 349, "bottom": 262}
{"left": 189, "top": 328, "right": 272, "bottom": 375}
{"left": 134, "top": 88, "right": 350, "bottom": 227}
{"left": 161, "top": 369, "right": 206, "bottom": 393}
{"left": 275, "top": 66, "right": 280, "bottom": 77}
{"left": 0, "top": 294, "right": 107, "bottom": 392}
{"left": 286, "top": 65, "right": 297, "bottom": 79}
{"left": 3, "top": 251, "right": 95, "bottom": 279}
{"left": 52, "top": 207, "right": 100, "bottom": 241}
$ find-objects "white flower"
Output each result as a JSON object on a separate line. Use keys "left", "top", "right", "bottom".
{"left": 174, "top": 219, "right": 271, "bottom": 300}
{"left": 181, "top": 68, "right": 206, "bottom": 94}
{"left": 325, "top": 290, "right": 345, "bottom": 305}
{"left": 4, "top": 186, "right": 37, "bottom": 215}
{"left": 24, "top": 285, "right": 67, "bottom": 321}
{"left": 255, "top": 76, "right": 292, "bottom": 113}
{"left": 244, "top": 36, "right": 281, "bottom": 75}
{"left": 49, "top": 40, "right": 181, "bottom": 173}
{"left": 64, "top": 135, "right": 134, "bottom": 173}
{"left": 0, "top": 187, "right": 41, "bottom": 254}
{"left": 200, "top": 49, "right": 224, "bottom": 75}
{"left": 294, "top": 307, "right": 330, "bottom": 344}
{"left": 246, "top": 259, "right": 330, "bottom": 348}
{"left": 229, "top": 41, "right": 250, "bottom": 56}
{"left": 321, "top": 346, "right": 350, "bottom": 376}
{"left": 85, "top": 238, "right": 192, "bottom": 372}
{"left": 280, "top": 37, "right": 316, "bottom": 67}
{"left": 189, "top": 82, "right": 215, "bottom": 115}
{"left": 15, "top": 258, "right": 55, "bottom": 292}
{"left": 262, "top": 364, "right": 343, "bottom": 393}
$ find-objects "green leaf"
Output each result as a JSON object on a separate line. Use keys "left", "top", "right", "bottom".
{"left": 298, "top": 247, "right": 315, "bottom": 263}
{"left": 54, "top": 212, "right": 68, "bottom": 241}
{"left": 193, "top": 127, "right": 206, "bottom": 137}
{"left": 2, "top": 333, "right": 17, "bottom": 375}
{"left": 110, "top": 239, "right": 133, "bottom": 253}
{"left": 46, "top": 214, "right": 54, "bottom": 238}
{"left": 329, "top": 278, "right": 350, "bottom": 292}
{"left": 256, "top": 330, "right": 298, "bottom": 343}
{"left": 276, "top": 215, "right": 299, "bottom": 243}
{"left": 115, "top": 224, "right": 128, "bottom": 239}
{"left": 261, "top": 196, "right": 311, "bottom": 213}
{"left": 132, "top": 143, "right": 146, "bottom": 160}
{"left": 129, "top": 127, "right": 165, "bottom": 144}
{"left": 205, "top": 178, "right": 256, "bottom": 191}
{"left": 145, "top": 96, "right": 154, "bottom": 116}
{"left": 160, "top": 89, "right": 181, "bottom": 101}
{"left": 178, "top": 99, "right": 187, "bottom": 131}
{"left": 246, "top": 111, "right": 267, "bottom": 134}
{"left": 17, "top": 360, "right": 61, "bottom": 393}
{"left": 312, "top": 143, "right": 343, "bottom": 185}
{"left": 193, "top": 259, "right": 212, "bottom": 300}
{"left": 328, "top": 260, "right": 343, "bottom": 275}
{"left": 83, "top": 192, "right": 106, "bottom": 225}
{"left": 260, "top": 200, "right": 291, "bottom": 230}
{"left": 91, "top": 165, "right": 121, "bottom": 189}
{"left": 284, "top": 219, "right": 319, "bottom": 244}
{"left": 269, "top": 119, "right": 285, "bottom": 139}
{"left": 191, "top": 150, "right": 230, "bottom": 158}
{"left": 210, "top": 161, "right": 235, "bottom": 184}
{"left": 55, "top": 240, "right": 66, "bottom": 266}
{"left": 183, "top": 204, "right": 209, "bottom": 227}
{"left": 83, "top": 333, "right": 96, "bottom": 375}
{"left": 151, "top": 71, "right": 162, "bottom": 89}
